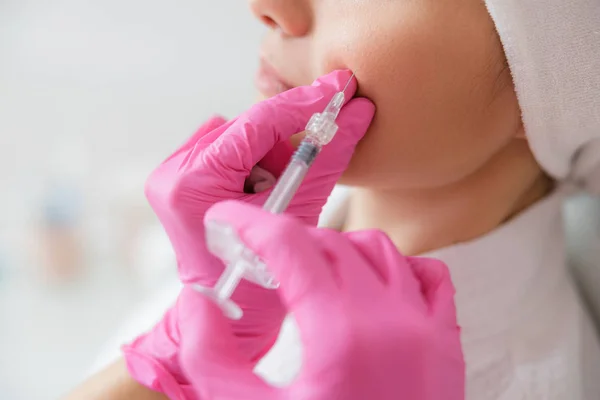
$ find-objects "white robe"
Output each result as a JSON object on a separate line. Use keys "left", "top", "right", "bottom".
{"left": 92, "top": 188, "right": 600, "bottom": 399}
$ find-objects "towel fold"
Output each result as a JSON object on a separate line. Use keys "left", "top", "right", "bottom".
{"left": 484, "top": 0, "right": 600, "bottom": 195}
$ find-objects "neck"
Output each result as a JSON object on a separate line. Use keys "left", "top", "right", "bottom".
{"left": 344, "top": 141, "right": 552, "bottom": 255}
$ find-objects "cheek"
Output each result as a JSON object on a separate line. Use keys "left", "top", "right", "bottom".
{"left": 315, "top": 6, "right": 516, "bottom": 189}
{"left": 343, "top": 74, "right": 509, "bottom": 189}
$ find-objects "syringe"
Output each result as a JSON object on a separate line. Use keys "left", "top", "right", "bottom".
{"left": 197, "top": 74, "right": 355, "bottom": 319}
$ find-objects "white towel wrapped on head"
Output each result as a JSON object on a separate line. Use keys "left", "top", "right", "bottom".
{"left": 484, "top": 0, "right": 600, "bottom": 195}
{"left": 484, "top": 0, "right": 600, "bottom": 365}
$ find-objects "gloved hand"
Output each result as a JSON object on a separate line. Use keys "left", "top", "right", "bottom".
{"left": 122, "top": 70, "right": 375, "bottom": 399}
{"left": 179, "top": 201, "right": 465, "bottom": 400}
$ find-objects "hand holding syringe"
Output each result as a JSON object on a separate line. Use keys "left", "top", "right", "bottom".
{"left": 198, "top": 74, "right": 355, "bottom": 319}
{"left": 127, "top": 71, "right": 374, "bottom": 389}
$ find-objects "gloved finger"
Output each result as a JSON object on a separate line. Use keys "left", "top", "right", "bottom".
{"left": 256, "top": 138, "right": 296, "bottom": 180}
{"left": 258, "top": 96, "right": 375, "bottom": 181}
{"left": 204, "top": 201, "right": 339, "bottom": 318}
{"left": 145, "top": 116, "right": 230, "bottom": 206}
{"left": 163, "top": 115, "right": 229, "bottom": 164}
{"left": 341, "top": 230, "right": 428, "bottom": 314}
{"left": 177, "top": 287, "right": 277, "bottom": 400}
{"left": 309, "top": 97, "right": 375, "bottom": 179}
{"left": 202, "top": 70, "right": 359, "bottom": 177}
{"left": 178, "top": 287, "right": 234, "bottom": 365}
{"left": 406, "top": 257, "right": 460, "bottom": 328}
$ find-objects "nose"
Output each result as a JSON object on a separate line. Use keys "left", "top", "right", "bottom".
{"left": 249, "top": 0, "right": 312, "bottom": 37}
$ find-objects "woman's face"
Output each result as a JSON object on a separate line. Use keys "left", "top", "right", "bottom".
{"left": 250, "top": 0, "right": 522, "bottom": 190}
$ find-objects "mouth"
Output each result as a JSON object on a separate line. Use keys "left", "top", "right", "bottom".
{"left": 255, "top": 58, "right": 295, "bottom": 98}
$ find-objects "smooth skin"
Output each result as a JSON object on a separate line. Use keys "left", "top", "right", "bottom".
{"left": 64, "top": 0, "right": 550, "bottom": 398}
{"left": 253, "top": 0, "right": 551, "bottom": 254}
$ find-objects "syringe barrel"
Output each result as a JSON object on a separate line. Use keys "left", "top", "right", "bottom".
{"left": 262, "top": 141, "right": 318, "bottom": 214}
{"left": 293, "top": 140, "right": 320, "bottom": 166}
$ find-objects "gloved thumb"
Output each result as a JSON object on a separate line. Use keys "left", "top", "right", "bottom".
{"left": 308, "top": 96, "right": 375, "bottom": 182}
{"left": 177, "top": 286, "right": 279, "bottom": 400}
{"left": 205, "top": 201, "right": 337, "bottom": 311}
{"left": 203, "top": 70, "right": 366, "bottom": 181}
{"left": 259, "top": 96, "right": 375, "bottom": 185}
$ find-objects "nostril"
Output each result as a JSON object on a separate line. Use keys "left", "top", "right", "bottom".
{"left": 261, "top": 15, "right": 278, "bottom": 29}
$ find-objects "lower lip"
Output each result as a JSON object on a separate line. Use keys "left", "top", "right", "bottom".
{"left": 255, "top": 62, "right": 293, "bottom": 98}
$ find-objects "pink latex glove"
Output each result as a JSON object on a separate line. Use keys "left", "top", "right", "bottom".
{"left": 122, "top": 70, "right": 375, "bottom": 399}
{"left": 179, "top": 201, "right": 465, "bottom": 400}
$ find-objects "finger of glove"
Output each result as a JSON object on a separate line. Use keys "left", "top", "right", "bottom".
{"left": 257, "top": 97, "right": 375, "bottom": 182}
{"left": 177, "top": 287, "right": 279, "bottom": 400}
{"left": 336, "top": 230, "right": 427, "bottom": 314}
{"left": 308, "top": 97, "right": 375, "bottom": 182}
{"left": 406, "top": 257, "right": 459, "bottom": 328}
{"left": 204, "top": 201, "right": 338, "bottom": 315}
{"left": 145, "top": 116, "right": 229, "bottom": 204}
{"left": 202, "top": 70, "right": 357, "bottom": 177}
{"left": 164, "top": 115, "right": 229, "bottom": 165}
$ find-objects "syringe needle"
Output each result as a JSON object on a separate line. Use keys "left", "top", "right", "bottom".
{"left": 342, "top": 72, "right": 356, "bottom": 94}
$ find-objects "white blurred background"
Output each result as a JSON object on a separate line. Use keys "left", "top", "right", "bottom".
{"left": 0, "top": 1, "right": 263, "bottom": 398}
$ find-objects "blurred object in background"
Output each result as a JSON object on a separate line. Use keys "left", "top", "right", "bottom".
{"left": 38, "top": 179, "right": 84, "bottom": 282}
{"left": 0, "top": 0, "right": 262, "bottom": 398}
{"left": 35, "top": 141, "right": 88, "bottom": 283}
{"left": 100, "top": 165, "right": 177, "bottom": 290}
